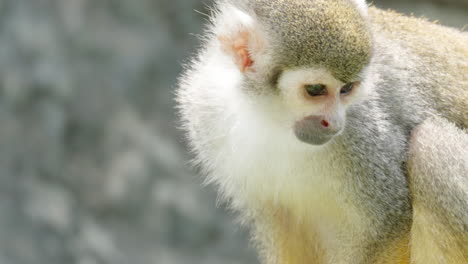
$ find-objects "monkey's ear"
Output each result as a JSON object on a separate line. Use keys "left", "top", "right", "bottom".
{"left": 218, "top": 31, "right": 255, "bottom": 72}
{"left": 216, "top": 7, "right": 265, "bottom": 73}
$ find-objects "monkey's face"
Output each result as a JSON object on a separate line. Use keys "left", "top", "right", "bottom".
{"left": 277, "top": 67, "right": 366, "bottom": 145}
{"left": 215, "top": 1, "right": 372, "bottom": 146}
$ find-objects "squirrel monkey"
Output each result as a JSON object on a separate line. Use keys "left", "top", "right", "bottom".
{"left": 177, "top": 0, "right": 468, "bottom": 263}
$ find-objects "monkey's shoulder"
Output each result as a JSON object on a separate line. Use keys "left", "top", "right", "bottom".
{"left": 369, "top": 7, "right": 468, "bottom": 60}
{"left": 369, "top": 7, "right": 468, "bottom": 127}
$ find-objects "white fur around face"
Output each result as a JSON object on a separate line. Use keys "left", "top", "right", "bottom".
{"left": 197, "top": 61, "right": 369, "bottom": 251}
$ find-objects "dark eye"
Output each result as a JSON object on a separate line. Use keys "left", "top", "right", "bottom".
{"left": 340, "top": 82, "right": 357, "bottom": 95}
{"left": 305, "top": 84, "right": 327, "bottom": 97}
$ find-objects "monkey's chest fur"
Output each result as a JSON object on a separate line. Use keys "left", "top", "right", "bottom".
{"left": 209, "top": 99, "right": 412, "bottom": 262}
{"left": 219, "top": 132, "right": 365, "bottom": 254}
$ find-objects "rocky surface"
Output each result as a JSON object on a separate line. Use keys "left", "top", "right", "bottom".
{"left": 0, "top": 1, "right": 465, "bottom": 264}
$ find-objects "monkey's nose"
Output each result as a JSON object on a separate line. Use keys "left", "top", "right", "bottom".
{"left": 299, "top": 115, "right": 342, "bottom": 135}
{"left": 321, "top": 120, "right": 330, "bottom": 127}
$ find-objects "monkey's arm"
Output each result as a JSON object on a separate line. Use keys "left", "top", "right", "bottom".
{"left": 407, "top": 116, "right": 468, "bottom": 264}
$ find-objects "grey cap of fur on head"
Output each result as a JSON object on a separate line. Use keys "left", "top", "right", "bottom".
{"left": 225, "top": 0, "right": 373, "bottom": 82}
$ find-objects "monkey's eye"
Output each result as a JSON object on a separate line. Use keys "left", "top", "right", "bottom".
{"left": 304, "top": 84, "right": 327, "bottom": 97}
{"left": 340, "top": 82, "right": 356, "bottom": 95}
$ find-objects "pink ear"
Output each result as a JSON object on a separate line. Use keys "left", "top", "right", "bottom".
{"left": 219, "top": 31, "right": 254, "bottom": 72}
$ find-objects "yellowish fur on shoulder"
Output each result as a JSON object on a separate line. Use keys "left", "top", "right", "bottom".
{"left": 411, "top": 207, "right": 467, "bottom": 264}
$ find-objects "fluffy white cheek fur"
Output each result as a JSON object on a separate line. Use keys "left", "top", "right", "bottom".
{"left": 203, "top": 65, "right": 367, "bottom": 207}
{"left": 205, "top": 64, "right": 339, "bottom": 203}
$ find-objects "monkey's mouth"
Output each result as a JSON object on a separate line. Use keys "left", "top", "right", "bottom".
{"left": 294, "top": 129, "right": 335, "bottom": 145}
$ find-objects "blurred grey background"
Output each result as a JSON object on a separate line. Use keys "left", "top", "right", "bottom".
{"left": 0, "top": 0, "right": 465, "bottom": 264}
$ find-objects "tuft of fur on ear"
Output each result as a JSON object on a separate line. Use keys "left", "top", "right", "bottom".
{"left": 352, "top": 0, "right": 368, "bottom": 16}
{"left": 214, "top": 4, "right": 266, "bottom": 73}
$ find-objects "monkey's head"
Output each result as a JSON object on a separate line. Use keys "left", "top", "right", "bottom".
{"left": 216, "top": 0, "right": 372, "bottom": 145}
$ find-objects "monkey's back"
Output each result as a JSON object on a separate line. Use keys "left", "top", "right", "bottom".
{"left": 369, "top": 7, "right": 468, "bottom": 128}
